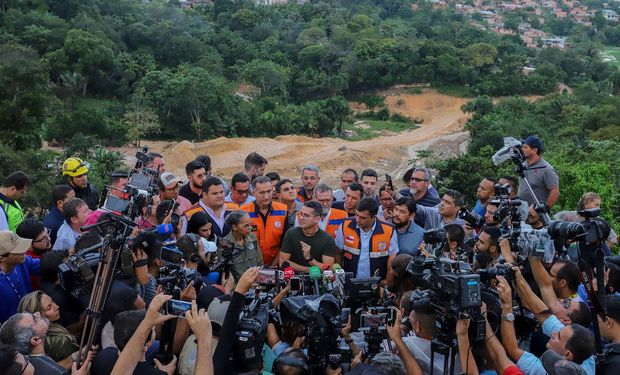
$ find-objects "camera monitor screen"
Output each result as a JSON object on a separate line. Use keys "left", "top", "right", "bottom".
{"left": 160, "top": 246, "right": 183, "bottom": 265}
{"left": 103, "top": 195, "right": 130, "bottom": 215}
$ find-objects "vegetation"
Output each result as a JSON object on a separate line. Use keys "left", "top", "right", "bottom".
{"left": 0, "top": 0, "right": 618, "bottom": 228}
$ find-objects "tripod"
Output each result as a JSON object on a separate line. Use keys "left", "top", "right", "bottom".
{"left": 76, "top": 216, "right": 135, "bottom": 367}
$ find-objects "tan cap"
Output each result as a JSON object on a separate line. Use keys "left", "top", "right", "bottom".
{"left": 0, "top": 231, "right": 32, "bottom": 256}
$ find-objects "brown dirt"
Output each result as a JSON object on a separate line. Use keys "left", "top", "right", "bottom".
{"left": 114, "top": 89, "right": 474, "bottom": 188}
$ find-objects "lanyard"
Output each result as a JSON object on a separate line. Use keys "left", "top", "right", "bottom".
{"left": 0, "top": 269, "right": 22, "bottom": 300}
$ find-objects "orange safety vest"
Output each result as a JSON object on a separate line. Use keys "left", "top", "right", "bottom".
{"left": 241, "top": 201, "right": 288, "bottom": 265}
{"left": 296, "top": 187, "right": 311, "bottom": 203}
{"left": 324, "top": 208, "right": 348, "bottom": 238}
{"left": 183, "top": 202, "right": 233, "bottom": 238}
{"left": 341, "top": 218, "right": 394, "bottom": 279}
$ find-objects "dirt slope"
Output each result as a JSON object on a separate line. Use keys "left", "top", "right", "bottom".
{"left": 122, "top": 89, "right": 472, "bottom": 187}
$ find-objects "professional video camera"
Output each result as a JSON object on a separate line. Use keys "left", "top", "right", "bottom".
{"left": 281, "top": 294, "right": 347, "bottom": 374}
{"left": 423, "top": 228, "right": 449, "bottom": 257}
{"left": 407, "top": 257, "right": 485, "bottom": 348}
{"left": 100, "top": 146, "right": 160, "bottom": 220}
{"left": 157, "top": 245, "right": 203, "bottom": 299}
{"left": 235, "top": 292, "right": 277, "bottom": 368}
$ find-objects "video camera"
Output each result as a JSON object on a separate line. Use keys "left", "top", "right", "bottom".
{"left": 548, "top": 208, "right": 610, "bottom": 246}
{"left": 100, "top": 146, "right": 160, "bottom": 219}
{"left": 157, "top": 245, "right": 203, "bottom": 299}
{"left": 407, "top": 257, "right": 485, "bottom": 347}
{"left": 458, "top": 207, "right": 485, "bottom": 228}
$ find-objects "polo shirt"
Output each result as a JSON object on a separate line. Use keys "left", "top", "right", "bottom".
{"left": 517, "top": 157, "right": 559, "bottom": 205}
{"left": 396, "top": 221, "right": 425, "bottom": 256}
{"left": 0, "top": 256, "right": 40, "bottom": 323}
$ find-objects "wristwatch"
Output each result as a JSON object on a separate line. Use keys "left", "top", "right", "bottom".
{"left": 501, "top": 312, "right": 515, "bottom": 322}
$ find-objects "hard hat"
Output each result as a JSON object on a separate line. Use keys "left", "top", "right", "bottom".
{"left": 62, "top": 157, "right": 90, "bottom": 177}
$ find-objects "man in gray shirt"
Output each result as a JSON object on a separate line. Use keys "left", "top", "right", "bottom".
{"left": 415, "top": 189, "right": 466, "bottom": 230}
{"left": 517, "top": 136, "right": 560, "bottom": 208}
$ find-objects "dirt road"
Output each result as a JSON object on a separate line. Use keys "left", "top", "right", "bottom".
{"left": 122, "top": 89, "right": 472, "bottom": 187}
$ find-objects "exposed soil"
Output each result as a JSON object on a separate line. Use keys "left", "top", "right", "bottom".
{"left": 113, "top": 89, "right": 473, "bottom": 188}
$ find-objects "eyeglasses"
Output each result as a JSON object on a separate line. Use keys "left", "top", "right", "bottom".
{"left": 410, "top": 177, "right": 428, "bottom": 182}
{"left": 234, "top": 189, "right": 250, "bottom": 195}
{"left": 34, "top": 229, "right": 51, "bottom": 243}
{"left": 20, "top": 355, "right": 31, "bottom": 375}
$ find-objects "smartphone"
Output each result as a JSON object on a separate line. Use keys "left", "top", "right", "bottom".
{"left": 257, "top": 268, "right": 278, "bottom": 286}
{"left": 290, "top": 276, "right": 302, "bottom": 292}
{"left": 341, "top": 307, "right": 351, "bottom": 327}
{"left": 160, "top": 246, "right": 183, "bottom": 265}
{"left": 385, "top": 174, "right": 394, "bottom": 191}
{"left": 360, "top": 313, "right": 387, "bottom": 330}
{"left": 167, "top": 299, "right": 191, "bottom": 317}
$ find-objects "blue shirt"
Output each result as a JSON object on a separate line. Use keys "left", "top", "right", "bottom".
{"left": 516, "top": 315, "right": 595, "bottom": 375}
{"left": 0, "top": 256, "right": 41, "bottom": 323}
{"left": 473, "top": 200, "right": 486, "bottom": 216}
{"left": 396, "top": 221, "right": 424, "bottom": 256}
{"left": 225, "top": 193, "right": 255, "bottom": 206}
{"left": 335, "top": 220, "right": 399, "bottom": 278}
{"left": 53, "top": 221, "right": 80, "bottom": 251}
{"left": 43, "top": 207, "right": 65, "bottom": 245}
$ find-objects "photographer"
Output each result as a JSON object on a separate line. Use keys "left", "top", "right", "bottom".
{"left": 473, "top": 227, "right": 502, "bottom": 269}
{"left": 496, "top": 275, "right": 596, "bottom": 375}
{"left": 221, "top": 210, "right": 263, "bottom": 283}
{"left": 279, "top": 201, "right": 337, "bottom": 272}
{"left": 599, "top": 295, "right": 620, "bottom": 372}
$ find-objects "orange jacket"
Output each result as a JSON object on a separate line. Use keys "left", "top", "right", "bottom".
{"left": 341, "top": 218, "right": 394, "bottom": 278}
{"left": 241, "top": 201, "right": 288, "bottom": 265}
{"left": 324, "top": 208, "right": 348, "bottom": 238}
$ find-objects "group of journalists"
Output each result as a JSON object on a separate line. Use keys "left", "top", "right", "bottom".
{"left": 0, "top": 136, "right": 619, "bottom": 375}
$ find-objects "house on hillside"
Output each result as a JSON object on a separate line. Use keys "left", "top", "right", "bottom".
{"left": 602, "top": 9, "right": 619, "bottom": 22}
{"left": 541, "top": 37, "right": 567, "bottom": 49}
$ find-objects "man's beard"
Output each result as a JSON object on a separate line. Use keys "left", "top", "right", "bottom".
{"left": 393, "top": 219, "right": 408, "bottom": 229}
{"left": 191, "top": 180, "right": 202, "bottom": 189}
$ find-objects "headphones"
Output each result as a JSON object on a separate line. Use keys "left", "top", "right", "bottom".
{"left": 186, "top": 233, "right": 203, "bottom": 263}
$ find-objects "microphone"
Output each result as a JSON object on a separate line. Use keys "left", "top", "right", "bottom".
{"left": 322, "top": 269, "right": 334, "bottom": 293}
{"left": 282, "top": 261, "right": 295, "bottom": 281}
{"left": 309, "top": 266, "right": 321, "bottom": 295}
{"left": 332, "top": 264, "right": 346, "bottom": 298}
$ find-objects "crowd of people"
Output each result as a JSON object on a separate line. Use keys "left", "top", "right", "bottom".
{"left": 0, "top": 135, "right": 618, "bottom": 375}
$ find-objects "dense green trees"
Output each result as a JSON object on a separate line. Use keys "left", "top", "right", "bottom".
{"left": 2, "top": 0, "right": 617, "bottom": 150}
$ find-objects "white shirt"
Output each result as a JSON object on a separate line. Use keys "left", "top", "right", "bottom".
{"left": 53, "top": 221, "right": 80, "bottom": 251}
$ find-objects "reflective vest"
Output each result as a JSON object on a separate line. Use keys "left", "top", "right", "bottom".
{"left": 0, "top": 197, "right": 24, "bottom": 232}
{"left": 296, "top": 187, "right": 311, "bottom": 203}
{"left": 324, "top": 208, "right": 348, "bottom": 239}
{"left": 183, "top": 202, "right": 233, "bottom": 238}
{"left": 241, "top": 201, "right": 287, "bottom": 265}
{"left": 341, "top": 218, "right": 394, "bottom": 279}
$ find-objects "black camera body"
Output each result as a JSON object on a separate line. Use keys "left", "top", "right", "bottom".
{"left": 458, "top": 207, "right": 485, "bottom": 228}
{"left": 549, "top": 209, "right": 610, "bottom": 245}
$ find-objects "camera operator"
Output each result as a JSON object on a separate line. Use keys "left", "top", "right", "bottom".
{"left": 213, "top": 267, "right": 259, "bottom": 374}
{"left": 529, "top": 256, "right": 588, "bottom": 324}
{"left": 335, "top": 198, "right": 399, "bottom": 282}
{"left": 84, "top": 170, "right": 129, "bottom": 226}
{"left": 403, "top": 291, "right": 462, "bottom": 374}
{"left": 497, "top": 275, "right": 596, "bottom": 375}
{"left": 525, "top": 205, "right": 544, "bottom": 230}
{"left": 415, "top": 189, "right": 466, "bottom": 230}
{"left": 484, "top": 199, "right": 500, "bottom": 228}
{"left": 473, "top": 226, "right": 503, "bottom": 269}
{"left": 279, "top": 201, "right": 337, "bottom": 272}
{"left": 516, "top": 136, "right": 560, "bottom": 209}
{"left": 221, "top": 210, "right": 264, "bottom": 283}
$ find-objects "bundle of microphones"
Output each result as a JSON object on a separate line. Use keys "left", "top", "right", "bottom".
{"left": 279, "top": 262, "right": 348, "bottom": 298}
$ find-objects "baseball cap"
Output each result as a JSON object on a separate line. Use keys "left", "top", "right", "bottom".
{"left": 523, "top": 135, "right": 543, "bottom": 152}
{"left": 159, "top": 172, "right": 180, "bottom": 188}
{"left": 207, "top": 296, "right": 231, "bottom": 327}
{"left": 201, "top": 238, "right": 217, "bottom": 253}
{"left": 0, "top": 231, "right": 32, "bottom": 256}
{"left": 541, "top": 350, "right": 586, "bottom": 375}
